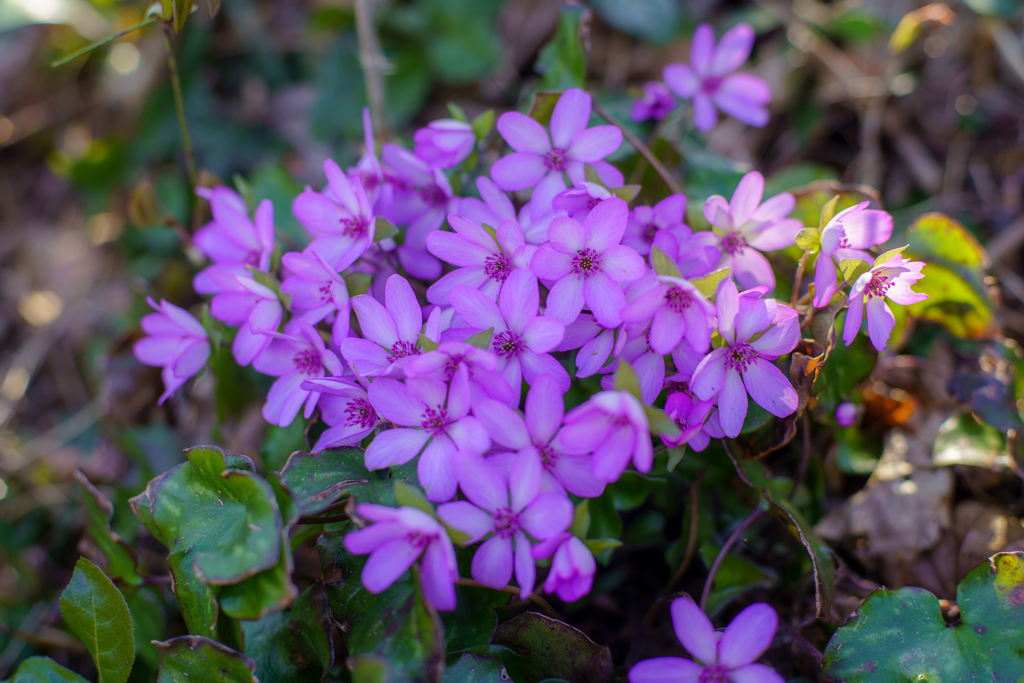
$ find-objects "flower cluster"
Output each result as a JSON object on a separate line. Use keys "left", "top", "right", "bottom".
{"left": 134, "top": 73, "right": 925, "bottom": 631}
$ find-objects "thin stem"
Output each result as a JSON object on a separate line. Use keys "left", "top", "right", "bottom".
{"left": 455, "top": 578, "right": 561, "bottom": 620}
{"left": 699, "top": 509, "right": 765, "bottom": 612}
{"left": 0, "top": 623, "right": 86, "bottom": 655}
{"left": 591, "top": 100, "right": 683, "bottom": 196}
{"left": 778, "top": 621, "right": 824, "bottom": 664}
{"left": 161, "top": 24, "right": 197, "bottom": 188}
{"left": 795, "top": 413, "right": 811, "bottom": 493}
{"left": 52, "top": 17, "right": 158, "bottom": 67}
{"left": 791, "top": 252, "right": 809, "bottom": 307}
{"left": 354, "top": 0, "right": 390, "bottom": 140}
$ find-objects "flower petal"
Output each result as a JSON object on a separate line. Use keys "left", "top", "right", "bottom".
{"left": 718, "top": 368, "right": 748, "bottom": 438}
{"left": 525, "top": 374, "right": 566, "bottom": 444}
{"left": 742, "top": 358, "right": 797, "bottom": 418}
{"left": 457, "top": 453, "right": 509, "bottom": 513}
{"left": 418, "top": 435, "right": 459, "bottom": 502}
{"left": 584, "top": 272, "right": 627, "bottom": 328}
{"left": 670, "top": 595, "right": 719, "bottom": 665}
{"left": 628, "top": 658, "right": 704, "bottom": 683}
{"left": 730, "top": 172, "right": 764, "bottom": 228}
{"left": 475, "top": 399, "right": 530, "bottom": 450}
{"left": 497, "top": 112, "right": 551, "bottom": 154}
{"left": 514, "top": 531, "right": 536, "bottom": 598}
{"left": 420, "top": 539, "right": 457, "bottom": 611}
{"left": 600, "top": 245, "right": 647, "bottom": 282}
{"left": 471, "top": 535, "right": 514, "bottom": 589}
{"left": 368, "top": 378, "right": 425, "bottom": 425}
{"left": 713, "top": 74, "right": 771, "bottom": 127}
{"left": 499, "top": 268, "right": 539, "bottom": 334}
{"left": 718, "top": 602, "right": 778, "bottom": 668}
{"left": 361, "top": 539, "right": 421, "bottom": 593}
{"left": 450, "top": 284, "right": 506, "bottom": 332}
{"left": 546, "top": 275, "right": 586, "bottom": 326}
{"left": 352, "top": 294, "right": 398, "bottom": 348}
{"left": 690, "top": 23, "right": 715, "bottom": 75}
{"left": 491, "top": 153, "right": 550, "bottom": 191}
{"left": 550, "top": 88, "right": 591, "bottom": 150}
{"left": 663, "top": 63, "right": 699, "bottom": 98}
{"left": 728, "top": 663, "right": 786, "bottom": 683}
{"left": 568, "top": 126, "right": 622, "bottom": 162}
{"left": 437, "top": 500, "right": 495, "bottom": 543}
{"left": 690, "top": 347, "right": 728, "bottom": 401}
{"left": 866, "top": 295, "right": 895, "bottom": 352}
{"left": 548, "top": 216, "right": 588, "bottom": 253}
{"left": 731, "top": 247, "right": 775, "bottom": 290}
{"left": 520, "top": 491, "right": 573, "bottom": 539}
{"left": 711, "top": 23, "right": 755, "bottom": 75}
{"left": 584, "top": 197, "right": 629, "bottom": 253}
{"left": 364, "top": 428, "right": 429, "bottom": 469}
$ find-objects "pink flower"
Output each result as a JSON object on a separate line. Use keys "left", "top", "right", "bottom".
{"left": 629, "top": 595, "right": 783, "bottom": 683}
{"left": 209, "top": 275, "right": 282, "bottom": 366}
{"left": 449, "top": 269, "right": 569, "bottom": 405}
{"left": 192, "top": 189, "right": 274, "bottom": 295}
{"left": 557, "top": 390, "right": 652, "bottom": 483}
{"left": 662, "top": 23, "right": 771, "bottom": 132}
{"left": 253, "top": 319, "right": 342, "bottom": 427}
{"left": 292, "top": 159, "right": 376, "bottom": 270}
{"left": 648, "top": 229, "right": 720, "bottom": 280}
{"left": 344, "top": 504, "right": 458, "bottom": 611}
{"left": 426, "top": 215, "right": 534, "bottom": 305}
{"left": 843, "top": 253, "right": 927, "bottom": 352}
{"left": 630, "top": 81, "right": 675, "bottom": 123}
{"left": 414, "top": 119, "right": 476, "bottom": 169}
{"left": 597, "top": 334, "right": 666, "bottom": 406}
{"left": 531, "top": 532, "right": 596, "bottom": 602}
{"left": 280, "top": 250, "right": 350, "bottom": 347}
{"left": 662, "top": 389, "right": 713, "bottom": 452}
{"left": 342, "top": 275, "right": 425, "bottom": 378}
{"left": 703, "top": 172, "right": 801, "bottom": 289}
{"left": 835, "top": 401, "right": 857, "bottom": 427}
{"left": 458, "top": 176, "right": 516, "bottom": 228}
{"left": 437, "top": 452, "right": 572, "bottom": 598}
{"left": 690, "top": 280, "right": 799, "bottom": 438}
{"left": 491, "top": 89, "right": 623, "bottom": 197}
{"left": 382, "top": 143, "right": 458, "bottom": 252}
{"left": 403, "top": 341, "right": 515, "bottom": 406}
{"left": 301, "top": 376, "right": 378, "bottom": 451}
{"left": 348, "top": 107, "right": 389, "bottom": 209}
{"left": 530, "top": 197, "right": 647, "bottom": 328}
{"left": 479, "top": 374, "right": 605, "bottom": 498}
{"left": 623, "top": 194, "right": 690, "bottom": 256}
{"left": 620, "top": 273, "right": 715, "bottom": 356}
{"left": 133, "top": 298, "right": 210, "bottom": 405}
{"left": 552, "top": 182, "right": 613, "bottom": 223}
{"left": 812, "top": 203, "right": 894, "bottom": 307}
{"left": 364, "top": 377, "right": 490, "bottom": 502}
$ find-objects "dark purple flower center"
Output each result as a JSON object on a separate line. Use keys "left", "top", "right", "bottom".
{"left": 587, "top": 196, "right": 601, "bottom": 209}
{"left": 484, "top": 253, "right": 512, "bottom": 282}
{"left": 673, "top": 414, "right": 689, "bottom": 432}
{"left": 665, "top": 285, "right": 693, "bottom": 313}
{"left": 867, "top": 271, "right": 892, "bottom": 299}
{"left": 642, "top": 223, "right": 658, "bottom": 244}
{"left": 405, "top": 530, "right": 431, "bottom": 548}
{"left": 492, "top": 331, "right": 524, "bottom": 359}
{"left": 420, "top": 184, "right": 448, "bottom": 207}
{"left": 698, "top": 665, "right": 730, "bottom": 683}
{"left": 318, "top": 283, "right": 333, "bottom": 302}
{"left": 701, "top": 75, "right": 723, "bottom": 94}
{"left": 539, "top": 444, "right": 556, "bottom": 471}
{"left": 492, "top": 506, "right": 522, "bottom": 539}
{"left": 361, "top": 173, "right": 380, "bottom": 191}
{"left": 387, "top": 340, "right": 421, "bottom": 362}
{"left": 420, "top": 406, "right": 448, "bottom": 435}
{"left": 340, "top": 216, "right": 369, "bottom": 238}
{"left": 724, "top": 343, "right": 757, "bottom": 372}
{"left": 722, "top": 233, "right": 748, "bottom": 256}
{"left": 293, "top": 349, "right": 322, "bottom": 375}
{"left": 571, "top": 248, "right": 602, "bottom": 278}
{"left": 544, "top": 148, "right": 569, "bottom": 172}
{"left": 344, "top": 398, "right": 378, "bottom": 429}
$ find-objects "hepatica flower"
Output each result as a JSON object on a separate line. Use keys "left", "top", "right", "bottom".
{"left": 281, "top": 250, "right": 350, "bottom": 346}
{"left": 843, "top": 252, "right": 927, "bottom": 352}
{"left": 552, "top": 182, "right": 613, "bottom": 223}
{"left": 382, "top": 143, "right": 457, "bottom": 250}
{"left": 437, "top": 452, "right": 572, "bottom": 598}
{"left": 629, "top": 595, "right": 783, "bottom": 683}
{"left": 630, "top": 81, "right": 675, "bottom": 123}
{"left": 414, "top": 119, "right": 475, "bottom": 169}
{"left": 209, "top": 275, "right": 282, "bottom": 366}
{"left": 403, "top": 341, "right": 514, "bottom": 406}
{"left": 254, "top": 320, "right": 342, "bottom": 427}
{"left": 835, "top": 401, "right": 858, "bottom": 427}
{"left": 623, "top": 194, "right": 689, "bottom": 256}
{"left": 133, "top": 298, "right": 210, "bottom": 405}
{"left": 662, "top": 389, "right": 713, "bottom": 452}
{"left": 426, "top": 214, "right": 532, "bottom": 305}
{"left": 292, "top": 159, "right": 375, "bottom": 270}
{"left": 812, "top": 203, "right": 894, "bottom": 307}
{"left": 344, "top": 504, "right": 458, "bottom": 611}
{"left": 663, "top": 23, "right": 771, "bottom": 132}
{"left": 531, "top": 532, "right": 596, "bottom": 603}
{"left": 557, "top": 390, "right": 652, "bottom": 483}
{"left": 192, "top": 188, "right": 274, "bottom": 295}
{"left": 491, "top": 88, "right": 623, "bottom": 196}
{"left": 620, "top": 273, "right": 715, "bottom": 356}
{"left": 703, "top": 172, "right": 801, "bottom": 289}
{"left": 530, "top": 197, "right": 647, "bottom": 328}
{"left": 365, "top": 377, "right": 489, "bottom": 502}
{"left": 458, "top": 176, "right": 516, "bottom": 228}
{"left": 343, "top": 275, "right": 424, "bottom": 377}
{"left": 301, "top": 376, "right": 378, "bottom": 451}
{"left": 690, "top": 280, "right": 799, "bottom": 438}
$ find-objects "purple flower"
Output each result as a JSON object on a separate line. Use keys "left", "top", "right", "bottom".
{"left": 133, "top": 298, "right": 210, "bottom": 405}
{"left": 843, "top": 253, "right": 927, "bottom": 352}
{"left": 458, "top": 176, "right": 516, "bottom": 228}
{"left": 690, "top": 280, "right": 799, "bottom": 438}
{"left": 557, "top": 390, "right": 652, "bottom": 483}
{"left": 281, "top": 250, "right": 350, "bottom": 347}
{"left": 623, "top": 194, "right": 689, "bottom": 256}
{"left": 348, "top": 107, "right": 389, "bottom": 209}
{"left": 518, "top": 177, "right": 569, "bottom": 246}
{"left": 209, "top": 275, "right": 283, "bottom": 366}
{"left": 662, "top": 389, "right": 713, "bottom": 451}
{"left": 530, "top": 197, "right": 647, "bottom": 328}
{"left": 835, "top": 401, "right": 858, "bottom": 427}
{"left": 192, "top": 189, "right": 274, "bottom": 295}
{"left": 630, "top": 81, "right": 675, "bottom": 123}
{"left": 620, "top": 273, "right": 715, "bottom": 356}
{"left": 382, "top": 143, "right": 457, "bottom": 251}
{"left": 437, "top": 452, "right": 572, "bottom": 597}
{"left": 426, "top": 214, "right": 534, "bottom": 305}
{"left": 703, "top": 172, "right": 801, "bottom": 289}
{"left": 253, "top": 319, "right": 342, "bottom": 427}
{"left": 559, "top": 313, "right": 627, "bottom": 378}
{"left": 628, "top": 595, "right": 783, "bottom": 683}
{"left": 449, "top": 269, "right": 569, "bottom": 405}
{"left": 597, "top": 334, "right": 666, "bottom": 406}
{"left": 301, "top": 376, "right": 378, "bottom": 451}
{"left": 552, "top": 182, "right": 613, "bottom": 223}
{"left": 364, "top": 377, "right": 489, "bottom": 502}
{"left": 344, "top": 504, "right": 458, "bottom": 611}
{"left": 531, "top": 532, "right": 596, "bottom": 602}
{"left": 403, "top": 341, "right": 515, "bottom": 406}
{"left": 491, "top": 89, "right": 623, "bottom": 197}
{"left": 479, "top": 374, "right": 605, "bottom": 498}
{"left": 414, "top": 119, "right": 476, "bottom": 169}
{"left": 812, "top": 203, "right": 894, "bottom": 307}
{"left": 648, "top": 229, "right": 720, "bottom": 280}
{"left": 342, "top": 275, "right": 425, "bottom": 378}
{"left": 292, "top": 159, "right": 375, "bottom": 270}
{"left": 662, "top": 23, "right": 771, "bottom": 132}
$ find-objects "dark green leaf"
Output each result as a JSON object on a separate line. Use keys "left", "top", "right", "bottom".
{"left": 613, "top": 361, "right": 641, "bottom": 399}
{"left": 443, "top": 654, "right": 508, "bottom": 682}
{"left": 491, "top": 612, "right": 612, "bottom": 683}
{"left": 173, "top": 0, "right": 193, "bottom": 32}
{"left": 527, "top": 92, "right": 562, "bottom": 126}
{"left": 129, "top": 587, "right": 167, "bottom": 672}
{"left": 167, "top": 551, "right": 219, "bottom": 639}
{"left": 762, "top": 490, "right": 835, "bottom": 619}
{"left": 610, "top": 185, "right": 640, "bottom": 203}
{"left": 74, "top": 471, "right": 143, "bottom": 587}
{"left": 60, "top": 558, "right": 135, "bottom": 683}
{"left": 345, "top": 271, "right": 373, "bottom": 297}
{"left": 583, "top": 538, "right": 622, "bottom": 555}
{"left": 588, "top": 0, "right": 682, "bottom": 44}
{"left": 609, "top": 472, "right": 664, "bottom": 511}
{"left": 261, "top": 417, "right": 308, "bottom": 473}
{"left": 819, "top": 194, "right": 841, "bottom": 229}
{"left": 1, "top": 657, "right": 89, "bottom": 683}
{"left": 375, "top": 216, "right": 399, "bottom": 242}
{"left": 471, "top": 110, "right": 495, "bottom": 139}
{"left": 154, "top": 636, "right": 258, "bottom": 683}
{"left": 219, "top": 536, "right": 298, "bottom": 621}
{"left": 241, "top": 583, "right": 335, "bottom": 683}
{"left": 535, "top": 5, "right": 590, "bottom": 91}
{"left": 279, "top": 447, "right": 371, "bottom": 516}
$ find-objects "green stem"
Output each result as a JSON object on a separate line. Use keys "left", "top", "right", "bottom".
{"left": 161, "top": 24, "right": 198, "bottom": 189}
{"left": 51, "top": 17, "right": 157, "bottom": 67}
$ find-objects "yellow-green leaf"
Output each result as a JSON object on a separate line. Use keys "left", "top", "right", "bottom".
{"left": 839, "top": 259, "right": 870, "bottom": 285}
{"left": 651, "top": 246, "right": 681, "bottom": 278}
{"left": 374, "top": 216, "right": 398, "bottom": 242}
{"left": 690, "top": 268, "right": 730, "bottom": 298}
{"left": 60, "top": 558, "right": 135, "bottom": 683}
{"left": 795, "top": 228, "right": 821, "bottom": 253}
{"left": 819, "top": 194, "right": 841, "bottom": 229}
{"left": 466, "top": 327, "right": 493, "bottom": 350}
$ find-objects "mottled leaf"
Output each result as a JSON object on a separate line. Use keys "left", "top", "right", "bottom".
{"left": 278, "top": 446, "right": 370, "bottom": 516}
{"left": 241, "top": 583, "right": 334, "bottom": 683}
{"left": 491, "top": 612, "right": 612, "bottom": 683}
{"left": 443, "top": 654, "right": 508, "bottom": 682}
{"left": 154, "top": 636, "right": 258, "bottom": 683}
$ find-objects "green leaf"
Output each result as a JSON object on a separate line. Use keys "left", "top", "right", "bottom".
{"left": 527, "top": 92, "right": 562, "bottom": 126}
{"left": 166, "top": 551, "right": 219, "bottom": 639}
{"left": 788, "top": 181, "right": 881, "bottom": 231}
{"left": 130, "top": 445, "right": 282, "bottom": 585}
{"left": 610, "top": 185, "right": 641, "bottom": 203}
{"left": 419, "top": 333, "right": 440, "bottom": 352}
{"left": 279, "top": 447, "right": 371, "bottom": 516}
{"left": 819, "top": 194, "right": 841, "bottom": 229}
{"left": 589, "top": 0, "right": 682, "bottom": 44}
{"left": 491, "top": 612, "right": 613, "bottom": 683}
{"left": 613, "top": 361, "right": 642, "bottom": 399}
{"left": 480, "top": 223, "right": 499, "bottom": 243}
{"left": 762, "top": 491, "right": 836, "bottom": 619}
{"left": 584, "top": 538, "right": 623, "bottom": 555}
{"left": 444, "top": 653, "right": 508, "bottom": 682}
{"left": 824, "top": 552, "right": 1024, "bottom": 680}
{"left": 241, "top": 583, "right": 335, "bottom": 683}
{"left": 650, "top": 246, "right": 681, "bottom": 278}
{"left": 795, "top": 228, "right": 821, "bottom": 253}
{"left": 689, "top": 268, "right": 730, "bottom": 298}
{"left": 570, "top": 500, "right": 590, "bottom": 539}
{"left": 1, "top": 657, "right": 89, "bottom": 683}
{"left": 374, "top": 216, "right": 399, "bottom": 242}
{"left": 933, "top": 413, "right": 1009, "bottom": 468}
{"left": 74, "top": 471, "right": 143, "bottom": 586}
{"left": 839, "top": 259, "right": 870, "bottom": 285}
{"left": 583, "top": 164, "right": 604, "bottom": 186}
{"left": 349, "top": 656, "right": 388, "bottom": 683}
{"left": 667, "top": 445, "right": 686, "bottom": 472}
{"left": 154, "top": 636, "right": 258, "bottom": 683}
{"left": 535, "top": 5, "right": 590, "bottom": 91}
{"left": 219, "top": 535, "right": 298, "bottom": 620}
{"left": 172, "top": 0, "right": 194, "bottom": 32}
{"left": 466, "top": 327, "right": 494, "bottom": 350}
{"left": 471, "top": 110, "right": 495, "bottom": 139}
{"left": 60, "top": 558, "right": 135, "bottom": 683}
{"left": 609, "top": 471, "right": 664, "bottom": 511}
{"left": 441, "top": 575, "right": 509, "bottom": 655}
{"left": 447, "top": 102, "right": 469, "bottom": 122}
{"left": 345, "top": 271, "right": 372, "bottom": 297}
{"left": 261, "top": 417, "right": 308, "bottom": 473}
{"left": 644, "top": 405, "right": 679, "bottom": 437}
{"left": 872, "top": 244, "right": 909, "bottom": 267}
{"left": 128, "top": 588, "right": 167, "bottom": 673}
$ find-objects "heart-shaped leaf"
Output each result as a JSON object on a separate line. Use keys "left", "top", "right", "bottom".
{"left": 491, "top": 612, "right": 612, "bottom": 683}
{"left": 60, "top": 558, "right": 135, "bottom": 683}
{"left": 74, "top": 471, "right": 143, "bottom": 587}
{"left": 279, "top": 447, "right": 370, "bottom": 516}
{"left": 154, "top": 636, "right": 258, "bottom": 683}
{"left": 1, "top": 657, "right": 89, "bottom": 683}
{"left": 241, "top": 583, "right": 335, "bottom": 682}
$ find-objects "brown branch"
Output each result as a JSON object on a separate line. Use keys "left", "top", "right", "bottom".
{"left": 791, "top": 252, "right": 809, "bottom": 307}
{"left": 590, "top": 99, "right": 683, "bottom": 196}
{"left": 455, "top": 578, "right": 561, "bottom": 620}
{"left": 0, "top": 623, "right": 86, "bottom": 655}
{"left": 796, "top": 413, "right": 811, "bottom": 493}
{"left": 699, "top": 508, "right": 765, "bottom": 612}
{"left": 354, "top": 0, "right": 390, "bottom": 141}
